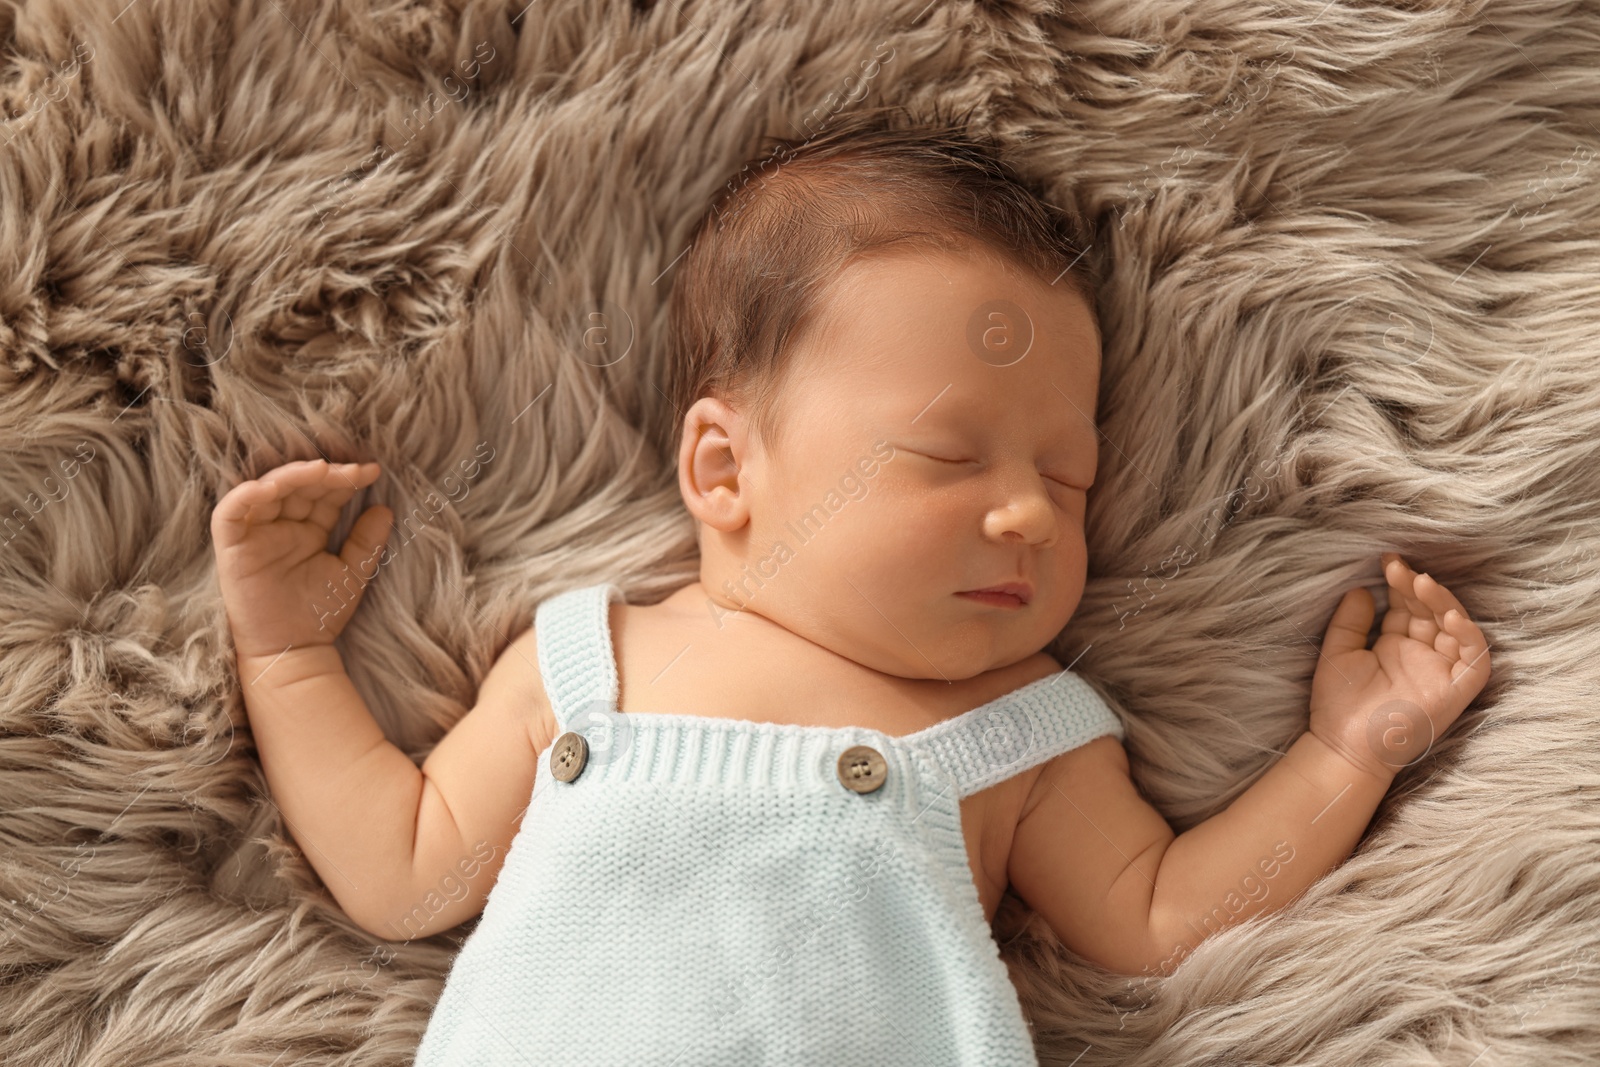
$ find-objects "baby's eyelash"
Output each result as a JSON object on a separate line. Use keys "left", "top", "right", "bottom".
{"left": 911, "top": 449, "right": 1081, "bottom": 488}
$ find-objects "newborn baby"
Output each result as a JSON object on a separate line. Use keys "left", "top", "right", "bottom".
{"left": 209, "top": 116, "right": 1491, "bottom": 1065}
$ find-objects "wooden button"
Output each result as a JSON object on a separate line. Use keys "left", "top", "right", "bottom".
{"left": 550, "top": 731, "right": 589, "bottom": 782}
{"left": 837, "top": 745, "right": 887, "bottom": 794}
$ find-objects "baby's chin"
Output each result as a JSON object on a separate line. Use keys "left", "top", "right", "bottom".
{"left": 879, "top": 620, "right": 1058, "bottom": 682}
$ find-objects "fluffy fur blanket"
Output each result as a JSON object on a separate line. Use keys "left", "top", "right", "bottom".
{"left": 1, "top": 0, "right": 1596, "bottom": 1063}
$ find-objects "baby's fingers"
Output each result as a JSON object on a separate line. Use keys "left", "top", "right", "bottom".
{"left": 257, "top": 460, "right": 366, "bottom": 522}
{"left": 212, "top": 461, "right": 380, "bottom": 542}
{"left": 1410, "top": 569, "right": 1471, "bottom": 627}
{"left": 1381, "top": 555, "right": 1472, "bottom": 646}
{"left": 1442, "top": 607, "right": 1492, "bottom": 691}
{"left": 308, "top": 463, "right": 382, "bottom": 527}
{"left": 1380, "top": 554, "right": 1429, "bottom": 640}
{"left": 211, "top": 479, "right": 284, "bottom": 545}
{"left": 264, "top": 460, "right": 379, "bottom": 521}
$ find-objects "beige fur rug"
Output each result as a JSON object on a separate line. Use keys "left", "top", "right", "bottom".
{"left": 2, "top": 0, "right": 1597, "bottom": 1063}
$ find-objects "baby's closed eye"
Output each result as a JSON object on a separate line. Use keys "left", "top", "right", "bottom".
{"left": 900, "top": 446, "right": 1087, "bottom": 491}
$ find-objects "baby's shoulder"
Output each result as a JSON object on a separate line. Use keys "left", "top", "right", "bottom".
{"left": 482, "top": 625, "right": 558, "bottom": 755}
{"left": 1017, "top": 731, "right": 1129, "bottom": 825}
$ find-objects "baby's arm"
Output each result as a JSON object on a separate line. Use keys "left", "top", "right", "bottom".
{"left": 1008, "top": 553, "right": 1492, "bottom": 976}
{"left": 211, "top": 459, "right": 551, "bottom": 941}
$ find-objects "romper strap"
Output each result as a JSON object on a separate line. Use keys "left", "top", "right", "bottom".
{"left": 534, "top": 582, "right": 625, "bottom": 732}
{"left": 917, "top": 671, "right": 1126, "bottom": 799}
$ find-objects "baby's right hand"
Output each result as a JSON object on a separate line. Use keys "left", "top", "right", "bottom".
{"left": 210, "top": 459, "right": 392, "bottom": 660}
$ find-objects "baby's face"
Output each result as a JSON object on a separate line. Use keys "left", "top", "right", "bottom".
{"left": 731, "top": 243, "right": 1102, "bottom": 681}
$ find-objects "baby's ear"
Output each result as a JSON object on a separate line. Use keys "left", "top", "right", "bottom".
{"left": 678, "top": 396, "right": 750, "bottom": 533}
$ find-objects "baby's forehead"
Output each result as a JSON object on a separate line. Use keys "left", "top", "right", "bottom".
{"left": 800, "top": 255, "right": 1096, "bottom": 371}
{"left": 836, "top": 235, "right": 1067, "bottom": 292}
{"left": 813, "top": 241, "right": 1093, "bottom": 332}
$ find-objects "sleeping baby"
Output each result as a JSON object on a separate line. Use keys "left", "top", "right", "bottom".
{"left": 208, "top": 112, "right": 1492, "bottom": 1065}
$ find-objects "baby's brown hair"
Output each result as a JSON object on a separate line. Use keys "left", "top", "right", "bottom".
{"left": 663, "top": 104, "right": 1101, "bottom": 455}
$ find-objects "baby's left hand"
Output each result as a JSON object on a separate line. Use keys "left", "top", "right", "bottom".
{"left": 1308, "top": 552, "right": 1491, "bottom": 780}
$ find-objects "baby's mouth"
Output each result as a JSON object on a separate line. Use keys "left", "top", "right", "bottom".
{"left": 955, "top": 583, "right": 1032, "bottom": 609}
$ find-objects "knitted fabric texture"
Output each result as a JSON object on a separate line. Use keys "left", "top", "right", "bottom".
{"left": 413, "top": 583, "right": 1127, "bottom": 1066}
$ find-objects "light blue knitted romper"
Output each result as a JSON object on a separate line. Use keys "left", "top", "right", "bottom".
{"left": 413, "top": 582, "right": 1126, "bottom": 1066}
